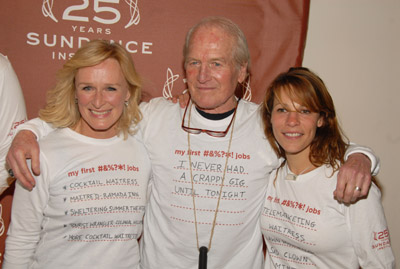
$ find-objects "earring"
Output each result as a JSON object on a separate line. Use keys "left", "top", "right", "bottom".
{"left": 74, "top": 98, "right": 78, "bottom": 104}
{"left": 124, "top": 101, "right": 128, "bottom": 107}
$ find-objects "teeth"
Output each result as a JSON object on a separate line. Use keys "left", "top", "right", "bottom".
{"left": 91, "top": 110, "right": 110, "bottom": 115}
{"left": 285, "top": 133, "right": 301, "bottom": 137}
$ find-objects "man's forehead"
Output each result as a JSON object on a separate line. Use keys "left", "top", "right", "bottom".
{"left": 194, "top": 27, "right": 225, "bottom": 39}
{"left": 191, "top": 25, "right": 233, "bottom": 45}
{"left": 188, "top": 30, "right": 233, "bottom": 58}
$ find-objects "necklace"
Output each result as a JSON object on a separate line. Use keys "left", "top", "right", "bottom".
{"left": 285, "top": 164, "right": 313, "bottom": 181}
{"left": 187, "top": 103, "right": 237, "bottom": 269}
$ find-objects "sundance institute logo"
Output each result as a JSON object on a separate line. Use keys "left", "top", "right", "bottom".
{"left": 42, "top": 0, "right": 140, "bottom": 28}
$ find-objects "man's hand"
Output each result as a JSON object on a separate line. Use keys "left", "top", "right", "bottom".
{"left": 6, "top": 130, "right": 40, "bottom": 191}
{"left": 334, "top": 153, "right": 372, "bottom": 203}
{"left": 170, "top": 90, "right": 190, "bottom": 108}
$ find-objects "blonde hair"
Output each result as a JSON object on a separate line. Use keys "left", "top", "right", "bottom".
{"left": 39, "top": 40, "right": 142, "bottom": 139}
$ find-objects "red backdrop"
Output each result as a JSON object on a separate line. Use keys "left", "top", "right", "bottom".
{"left": 0, "top": 0, "right": 309, "bottom": 265}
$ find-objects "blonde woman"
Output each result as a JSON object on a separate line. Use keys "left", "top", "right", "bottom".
{"left": 4, "top": 40, "right": 151, "bottom": 268}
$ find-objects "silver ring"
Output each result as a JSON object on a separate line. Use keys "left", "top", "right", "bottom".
{"left": 8, "top": 169, "right": 15, "bottom": 178}
{"left": 355, "top": 186, "right": 361, "bottom": 192}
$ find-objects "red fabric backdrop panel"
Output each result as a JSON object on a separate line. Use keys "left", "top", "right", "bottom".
{"left": 0, "top": 0, "right": 309, "bottom": 118}
{"left": 0, "top": 0, "right": 309, "bottom": 264}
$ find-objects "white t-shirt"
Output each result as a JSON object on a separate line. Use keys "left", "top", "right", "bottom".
{"left": 4, "top": 128, "right": 151, "bottom": 269}
{"left": 0, "top": 54, "right": 27, "bottom": 192}
{"left": 261, "top": 164, "right": 395, "bottom": 268}
{"left": 138, "top": 98, "right": 279, "bottom": 269}
{"left": 16, "top": 97, "right": 381, "bottom": 269}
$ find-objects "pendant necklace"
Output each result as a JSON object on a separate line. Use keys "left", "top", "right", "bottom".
{"left": 285, "top": 163, "right": 313, "bottom": 181}
{"left": 187, "top": 103, "right": 237, "bottom": 269}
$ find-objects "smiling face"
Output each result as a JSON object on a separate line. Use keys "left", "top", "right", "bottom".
{"left": 271, "top": 90, "right": 323, "bottom": 163}
{"left": 73, "top": 58, "right": 130, "bottom": 139}
{"left": 185, "top": 26, "right": 247, "bottom": 114}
